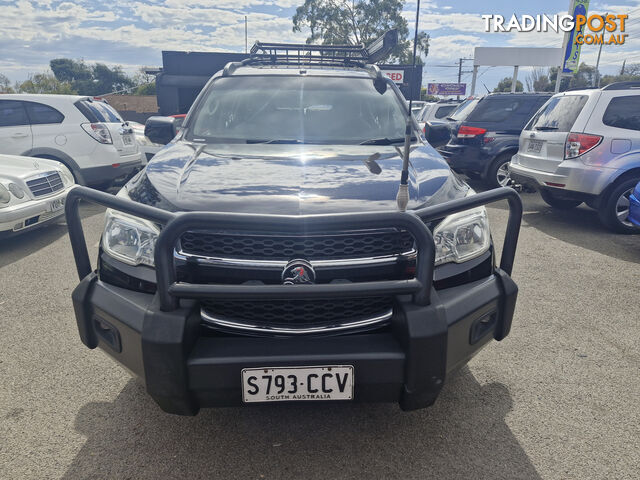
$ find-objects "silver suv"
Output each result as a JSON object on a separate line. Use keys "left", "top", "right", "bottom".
{"left": 510, "top": 82, "right": 640, "bottom": 233}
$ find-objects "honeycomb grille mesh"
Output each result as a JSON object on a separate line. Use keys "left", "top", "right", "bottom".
{"left": 181, "top": 230, "right": 414, "bottom": 260}
{"left": 201, "top": 296, "right": 393, "bottom": 329}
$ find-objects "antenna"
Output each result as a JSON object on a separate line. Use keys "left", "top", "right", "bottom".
{"left": 396, "top": 0, "right": 421, "bottom": 212}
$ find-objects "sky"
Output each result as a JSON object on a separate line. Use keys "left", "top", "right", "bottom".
{"left": 1, "top": 0, "right": 640, "bottom": 93}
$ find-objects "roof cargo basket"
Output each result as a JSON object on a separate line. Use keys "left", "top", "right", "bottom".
{"left": 248, "top": 29, "right": 398, "bottom": 67}
{"left": 601, "top": 81, "right": 640, "bottom": 90}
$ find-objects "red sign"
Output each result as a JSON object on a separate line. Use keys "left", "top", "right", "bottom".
{"left": 382, "top": 69, "right": 404, "bottom": 84}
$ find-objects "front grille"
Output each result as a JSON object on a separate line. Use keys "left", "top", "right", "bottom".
{"left": 201, "top": 296, "right": 394, "bottom": 330}
{"left": 26, "top": 172, "right": 64, "bottom": 197}
{"left": 181, "top": 230, "right": 414, "bottom": 261}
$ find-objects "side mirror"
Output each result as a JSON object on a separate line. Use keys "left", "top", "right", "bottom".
{"left": 424, "top": 121, "right": 451, "bottom": 148}
{"left": 145, "top": 116, "right": 177, "bottom": 145}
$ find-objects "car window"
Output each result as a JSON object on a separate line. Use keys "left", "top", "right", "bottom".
{"left": 0, "top": 100, "right": 29, "bottom": 127}
{"left": 24, "top": 102, "right": 64, "bottom": 125}
{"left": 76, "top": 100, "right": 123, "bottom": 123}
{"left": 602, "top": 95, "right": 640, "bottom": 131}
{"left": 449, "top": 98, "right": 478, "bottom": 121}
{"left": 526, "top": 95, "right": 588, "bottom": 132}
{"left": 466, "top": 97, "right": 529, "bottom": 123}
{"left": 434, "top": 105, "right": 456, "bottom": 119}
{"left": 189, "top": 76, "right": 408, "bottom": 144}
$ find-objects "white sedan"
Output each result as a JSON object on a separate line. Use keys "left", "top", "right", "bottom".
{"left": 0, "top": 154, "right": 75, "bottom": 235}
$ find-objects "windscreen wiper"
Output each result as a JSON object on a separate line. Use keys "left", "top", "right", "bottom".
{"left": 360, "top": 137, "right": 414, "bottom": 145}
{"left": 246, "top": 139, "right": 303, "bottom": 144}
{"left": 534, "top": 126, "right": 559, "bottom": 131}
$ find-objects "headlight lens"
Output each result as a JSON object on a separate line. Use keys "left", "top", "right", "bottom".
{"left": 0, "top": 184, "right": 10, "bottom": 204}
{"left": 8, "top": 183, "right": 25, "bottom": 199}
{"left": 102, "top": 190, "right": 159, "bottom": 266}
{"left": 433, "top": 192, "right": 490, "bottom": 266}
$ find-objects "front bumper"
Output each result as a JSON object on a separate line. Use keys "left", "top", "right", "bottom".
{"left": 65, "top": 186, "right": 522, "bottom": 415}
{"left": 73, "top": 269, "right": 517, "bottom": 414}
{"left": 0, "top": 186, "right": 72, "bottom": 233}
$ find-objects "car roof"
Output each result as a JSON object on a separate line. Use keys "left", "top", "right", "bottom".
{"left": 0, "top": 93, "right": 88, "bottom": 102}
{"left": 224, "top": 64, "right": 374, "bottom": 78}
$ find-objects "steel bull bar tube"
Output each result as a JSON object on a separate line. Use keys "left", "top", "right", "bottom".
{"left": 65, "top": 185, "right": 522, "bottom": 309}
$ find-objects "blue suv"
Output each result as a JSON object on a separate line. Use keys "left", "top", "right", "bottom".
{"left": 440, "top": 93, "right": 552, "bottom": 188}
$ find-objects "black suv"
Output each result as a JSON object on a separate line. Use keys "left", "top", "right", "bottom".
{"left": 65, "top": 38, "right": 522, "bottom": 415}
{"left": 440, "top": 93, "right": 552, "bottom": 188}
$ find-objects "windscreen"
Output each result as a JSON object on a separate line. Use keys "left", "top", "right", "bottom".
{"left": 526, "top": 95, "right": 587, "bottom": 132}
{"left": 188, "top": 76, "right": 407, "bottom": 144}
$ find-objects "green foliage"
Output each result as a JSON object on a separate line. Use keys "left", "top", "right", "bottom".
{"left": 0, "top": 73, "right": 14, "bottom": 93}
{"left": 420, "top": 90, "right": 438, "bottom": 102}
{"left": 525, "top": 62, "right": 640, "bottom": 92}
{"left": 49, "top": 58, "right": 135, "bottom": 95}
{"left": 292, "top": 0, "right": 429, "bottom": 63}
{"left": 494, "top": 77, "right": 524, "bottom": 92}
{"left": 17, "top": 73, "right": 77, "bottom": 94}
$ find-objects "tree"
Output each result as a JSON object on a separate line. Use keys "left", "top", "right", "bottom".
{"left": 17, "top": 73, "right": 77, "bottom": 94}
{"left": 0, "top": 73, "right": 14, "bottom": 93}
{"left": 132, "top": 67, "right": 156, "bottom": 95}
{"left": 292, "top": 0, "right": 428, "bottom": 63}
{"left": 49, "top": 58, "right": 135, "bottom": 95}
{"left": 494, "top": 77, "right": 524, "bottom": 92}
{"left": 525, "top": 68, "right": 551, "bottom": 92}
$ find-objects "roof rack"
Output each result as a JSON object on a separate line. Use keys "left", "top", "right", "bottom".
{"left": 601, "top": 81, "right": 640, "bottom": 90}
{"left": 247, "top": 29, "right": 398, "bottom": 68}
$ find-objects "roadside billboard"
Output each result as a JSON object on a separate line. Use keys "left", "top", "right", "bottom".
{"left": 427, "top": 83, "right": 466, "bottom": 96}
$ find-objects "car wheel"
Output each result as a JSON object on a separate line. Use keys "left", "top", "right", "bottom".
{"left": 539, "top": 189, "right": 582, "bottom": 209}
{"left": 597, "top": 178, "right": 640, "bottom": 234}
{"left": 485, "top": 154, "right": 512, "bottom": 189}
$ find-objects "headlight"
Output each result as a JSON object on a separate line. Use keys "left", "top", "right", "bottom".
{"left": 8, "top": 183, "right": 25, "bottom": 199}
{"left": 0, "top": 184, "right": 10, "bottom": 205}
{"left": 102, "top": 190, "right": 159, "bottom": 266}
{"left": 433, "top": 191, "right": 490, "bottom": 266}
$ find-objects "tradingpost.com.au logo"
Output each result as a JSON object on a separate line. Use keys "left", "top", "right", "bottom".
{"left": 482, "top": 14, "right": 629, "bottom": 45}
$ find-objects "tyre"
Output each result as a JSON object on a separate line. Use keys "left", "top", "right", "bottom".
{"left": 597, "top": 178, "right": 640, "bottom": 234}
{"left": 484, "top": 154, "right": 512, "bottom": 189}
{"left": 539, "top": 189, "right": 582, "bottom": 209}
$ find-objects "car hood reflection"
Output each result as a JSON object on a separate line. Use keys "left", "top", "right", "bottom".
{"left": 126, "top": 142, "right": 467, "bottom": 215}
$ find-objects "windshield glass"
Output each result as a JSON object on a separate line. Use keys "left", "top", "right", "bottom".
{"left": 449, "top": 98, "right": 479, "bottom": 121}
{"left": 188, "top": 76, "right": 408, "bottom": 144}
{"left": 79, "top": 100, "right": 123, "bottom": 123}
{"left": 526, "top": 95, "right": 587, "bottom": 132}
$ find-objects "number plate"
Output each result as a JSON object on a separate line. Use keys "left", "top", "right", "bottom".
{"left": 242, "top": 365, "right": 354, "bottom": 403}
{"left": 527, "top": 139, "right": 543, "bottom": 153}
{"left": 122, "top": 134, "right": 133, "bottom": 145}
{"left": 49, "top": 198, "right": 64, "bottom": 212}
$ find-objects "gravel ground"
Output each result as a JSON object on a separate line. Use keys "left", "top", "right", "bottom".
{"left": 0, "top": 188, "right": 639, "bottom": 480}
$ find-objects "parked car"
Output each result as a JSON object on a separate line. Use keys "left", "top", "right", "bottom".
{"left": 0, "top": 154, "right": 75, "bottom": 235}
{"left": 510, "top": 82, "right": 640, "bottom": 233}
{"left": 629, "top": 180, "right": 640, "bottom": 227}
{"left": 128, "top": 121, "right": 161, "bottom": 165}
{"left": 439, "top": 93, "right": 552, "bottom": 188}
{"left": 64, "top": 39, "right": 521, "bottom": 415}
{"left": 408, "top": 100, "right": 427, "bottom": 115}
{"left": 0, "top": 94, "right": 144, "bottom": 188}
{"left": 416, "top": 100, "right": 460, "bottom": 129}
